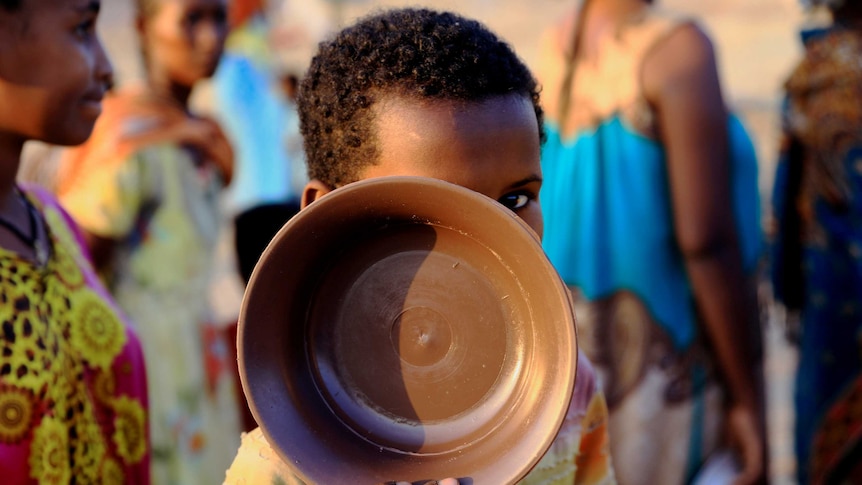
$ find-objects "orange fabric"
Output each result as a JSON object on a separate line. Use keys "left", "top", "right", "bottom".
{"left": 811, "top": 375, "right": 862, "bottom": 483}
{"left": 57, "top": 86, "right": 234, "bottom": 198}
{"left": 229, "top": 0, "right": 264, "bottom": 29}
{"left": 576, "top": 392, "right": 612, "bottom": 484}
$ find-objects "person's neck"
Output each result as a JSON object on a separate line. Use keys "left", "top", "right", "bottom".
{"left": 145, "top": 72, "right": 194, "bottom": 112}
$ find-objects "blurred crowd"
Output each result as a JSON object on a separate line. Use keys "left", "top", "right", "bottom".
{"left": 2, "top": 0, "right": 861, "bottom": 484}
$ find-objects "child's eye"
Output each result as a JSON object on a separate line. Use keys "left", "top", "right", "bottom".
{"left": 499, "top": 192, "right": 531, "bottom": 211}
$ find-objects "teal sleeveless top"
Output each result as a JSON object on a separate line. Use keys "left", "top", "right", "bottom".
{"left": 541, "top": 115, "right": 761, "bottom": 350}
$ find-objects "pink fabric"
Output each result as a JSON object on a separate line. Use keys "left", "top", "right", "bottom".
{"left": 0, "top": 185, "right": 150, "bottom": 484}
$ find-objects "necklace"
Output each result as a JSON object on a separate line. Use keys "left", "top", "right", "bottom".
{"left": 0, "top": 189, "right": 49, "bottom": 266}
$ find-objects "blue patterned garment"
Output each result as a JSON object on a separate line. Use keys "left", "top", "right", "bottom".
{"left": 771, "top": 27, "right": 862, "bottom": 485}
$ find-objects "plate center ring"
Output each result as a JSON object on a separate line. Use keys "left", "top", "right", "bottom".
{"left": 390, "top": 306, "right": 453, "bottom": 367}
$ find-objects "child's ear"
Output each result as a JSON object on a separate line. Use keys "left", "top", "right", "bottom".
{"left": 301, "top": 179, "right": 334, "bottom": 209}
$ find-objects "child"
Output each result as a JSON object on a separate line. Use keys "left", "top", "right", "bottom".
{"left": 224, "top": 8, "right": 615, "bottom": 484}
{"left": 0, "top": 0, "right": 150, "bottom": 483}
{"left": 55, "top": 0, "right": 241, "bottom": 482}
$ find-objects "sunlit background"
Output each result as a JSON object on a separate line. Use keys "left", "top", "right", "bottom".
{"left": 94, "top": 1, "right": 813, "bottom": 482}
{"left": 100, "top": 0, "right": 806, "bottom": 185}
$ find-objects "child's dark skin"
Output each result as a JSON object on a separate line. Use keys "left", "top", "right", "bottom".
{"left": 301, "top": 93, "right": 541, "bottom": 485}
{"left": 225, "top": 9, "right": 614, "bottom": 485}
{"left": 302, "top": 95, "right": 544, "bottom": 237}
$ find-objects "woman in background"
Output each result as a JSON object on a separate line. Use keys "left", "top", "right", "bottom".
{"left": 536, "top": 0, "right": 766, "bottom": 483}
{"left": 771, "top": 1, "right": 862, "bottom": 482}
{"left": 56, "top": 0, "right": 240, "bottom": 483}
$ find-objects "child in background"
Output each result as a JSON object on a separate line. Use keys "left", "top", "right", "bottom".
{"left": 55, "top": 0, "right": 240, "bottom": 482}
{"left": 0, "top": 0, "right": 150, "bottom": 483}
{"left": 224, "top": 8, "right": 615, "bottom": 484}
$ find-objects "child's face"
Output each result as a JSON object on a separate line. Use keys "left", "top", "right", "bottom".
{"left": 0, "top": 0, "right": 113, "bottom": 145}
{"left": 141, "top": 0, "right": 228, "bottom": 87}
{"left": 364, "top": 94, "right": 544, "bottom": 238}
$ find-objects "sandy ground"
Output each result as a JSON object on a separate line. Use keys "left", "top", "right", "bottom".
{"left": 92, "top": 0, "right": 810, "bottom": 482}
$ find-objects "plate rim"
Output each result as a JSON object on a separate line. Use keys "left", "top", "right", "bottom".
{"left": 238, "top": 176, "right": 578, "bottom": 484}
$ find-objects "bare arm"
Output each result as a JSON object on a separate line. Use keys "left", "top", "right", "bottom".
{"left": 642, "top": 23, "right": 765, "bottom": 484}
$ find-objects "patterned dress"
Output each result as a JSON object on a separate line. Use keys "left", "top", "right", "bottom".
{"left": 771, "top": 26, "right": 862, "bottom": 485}
{"left": 536, "top": 7, "right": 761, "bottom": 485}
{"left": 0, "top": 186, "right": 150, "bottom": 484}
{"left": 57, "top": 88, "right": 241, "bottom": 485}
{"left": 223, "top": 354, "right": 615, "bottom": 485}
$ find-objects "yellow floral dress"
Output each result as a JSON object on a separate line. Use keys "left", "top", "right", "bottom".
{"left": 0, "top": 186, "right": 150, "bottom": 484}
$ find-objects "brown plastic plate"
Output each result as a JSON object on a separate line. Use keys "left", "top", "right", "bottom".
{"left": 238, "top": 176, "right": 577, "bottom": 484}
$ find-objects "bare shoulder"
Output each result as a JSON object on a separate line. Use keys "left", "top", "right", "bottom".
{"left": 642, "top": 21, "right": 720, "bottom": 102}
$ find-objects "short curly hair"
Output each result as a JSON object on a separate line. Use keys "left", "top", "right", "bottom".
{"left": 298, "top": 8, "right": 544, "bottom": 188}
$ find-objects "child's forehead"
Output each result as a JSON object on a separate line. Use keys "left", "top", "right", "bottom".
{"left": 370, "top": 93, "right": 540, "bottom": 175}
{"left": 375, "top": 93, "right": 531, "bottom": 120}
{"left": 367, "top": 93, "right": 541, "bottom": 181}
